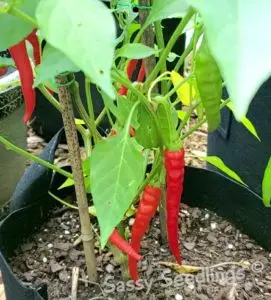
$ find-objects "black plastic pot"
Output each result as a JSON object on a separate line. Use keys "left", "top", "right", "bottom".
{"left": 208, "top": 77, "right": 271, "bottom": 195}
{"left": 1, "top": 130, "right": 270, "bottom": 299}
{"left": 30, "top": 18, "right": 186, "bottom": 141}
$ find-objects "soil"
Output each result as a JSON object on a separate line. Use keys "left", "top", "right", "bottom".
{"left": 8, "top": 204, "right": 271, "bottom": 300}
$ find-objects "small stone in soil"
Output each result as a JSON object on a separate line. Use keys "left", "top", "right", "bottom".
{"left": 21, "top": 243, "right": 34, "bottom": 252}
{"left": 105, "top": 264, "right": 114, "bottom": 273}
{"left": 175, "top": 294, "right": 183, "bottom": 300}
{"left": 50, "top": 261, "right": 63, "bottom": 273}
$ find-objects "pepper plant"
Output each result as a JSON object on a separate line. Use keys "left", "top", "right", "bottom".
{"left": 0, "top": 0, "right": 270, "bottom": 283}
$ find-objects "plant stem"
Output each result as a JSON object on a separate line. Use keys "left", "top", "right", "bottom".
{"left": 0, "top": 136, "right": 73, "bottom": 179}
{"left": 163, "top": 75, "right": 191, "bottom": 102}
{"left": 8, "top": 6, "right": 38, "bottom": 27}
{"left": 177, "top": 100, "right": 200, "bottom": 134}
{"left": 71, "top": 80, "right": 92, "bottom": 131}
{"left": 154, "top": 21, "right": 167, "bottom": 95}
{"left": 145, "top": 8, "right": 194, "bottom": 87}
{"left": 95, "top": 107, "right": 106, "bottom": 127}
{"left": 175, "top": 25, "right": 203, "bottom": 73}
{"left": 56, "top": 73, "right": 97, "bottom": 282}
{"left": 180, "top": 98, "right": 231, "bottom": 139}
{"left": 85, "top": 77, "right": 100, "bottom": 143}
{"left": 39, "top": 84, "right": 88, "bottom": 139}
{"left": 39, "top": 85, "right": 61, "bottom": 111}
{"left": 139, "top": 0, "right": 156, "bottom": 81}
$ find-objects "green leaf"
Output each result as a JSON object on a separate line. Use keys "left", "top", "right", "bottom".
{"left": 0, "top": 0, "right": 39, "bottom": 51}
{"left": 58, "top": 178, "right": 74, "bottom": 190}
{"left": 116, "top": 43, "right": 158, "bottom": 59}
{"left": 90, "top": 131, "right": 145, "bottom": 248}
{"left": 34, "top": 44, "right": 79, "bottom": 87}
{"left": 144, "top": 0, "right": 189, "bottom": 28}
{"left": 0, "top": 56, "right": 14, "bottom": 67}
{"left": 36, "top": 0, "right": 116, "bottom": 98}
{"left": 135, "top": 104, "right": 159, "bottom": 149}
{"left": 226, "top": 101, "right": 261, "bottom": 141}
{"left": 199, "top": 156, "right": 246, "bottom": 186}
{"left": 189, "top": 0, "right": 271, "bottom": 120}
{"left": 117, "top": 95, "right": 139, "bottom": 129}
{"left": 262, "top": 157, "right": 271, "bottom": 207}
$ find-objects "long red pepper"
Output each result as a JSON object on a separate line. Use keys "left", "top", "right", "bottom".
{"left": 9, "top": 40, "right": 36, "bottom": 123}
{"left": 109, "top": 229, "right": 142, "bottom": 261}
{"left": 118, "top": 59, "right": 146, "bottom": 96}
{"left": 129, "top": 186, "right": 162, "bottom": 281}
{"left": 164, "top": 148, "right": 185, "bottom": 264}
{"left": 26, "top": 29, "right": 41, "bottom": 66}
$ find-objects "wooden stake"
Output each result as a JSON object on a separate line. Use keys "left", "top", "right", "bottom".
{"left": 56, "top": 73, "right": 97, "bottom": 281}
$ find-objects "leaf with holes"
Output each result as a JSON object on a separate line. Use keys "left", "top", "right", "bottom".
{"left": 189, "top": 0, "right": 271, "bottom": 119}
{"left": 34, "top": 44, "right": 79, "bottom": 87}
{"left": 36, "top": 0, "right": 116, "bottom": 98}
{"left": 0, "top": 0, "right": 39, "bottom": 51}
{"left": 90, "top": 131, "right": 145, "bottom": 248}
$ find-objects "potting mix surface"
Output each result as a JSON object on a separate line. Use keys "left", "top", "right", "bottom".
{"left": 2, "top": 121, "right": 271, "bottom": 299}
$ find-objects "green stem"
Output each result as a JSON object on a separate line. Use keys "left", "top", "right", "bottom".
{"left": 154, "top": 21, "right": 167, "bottom": 95}
{"left": 177, "top": 100, "right": 200, "bottom": 134}
{"left": 95, "top": 107, "right": 107, "bottom": 127}
{"left": 163, "top": 75, "right": 192, "bottom": 102}
{"left": 39, "top": 85, "right": 61, "bottom": 111}
{"left": 39, "top": 84, "right": 87, "bottom": 137}
{"left": 0, "top": 136, "right": 73, "bottom": 179}
{"left": 85, "top": 77, "right": 100, "bottom": 143}
{"left": 175, "top": 25, "right": 203, "bottom": 73}
{"left": 145, "top": 8, "right": 194, "bottom": 87}
{"left": 8, "top": 6, "right": 38, "bottom": 27}
{"left": 105, "top": 107, "right": 114, "bottom": 127}
{"left": 180, "top": 98, "right": 231, "bottom": 139}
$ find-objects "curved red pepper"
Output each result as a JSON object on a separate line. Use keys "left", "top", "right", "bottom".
{"left": 137, "top": 60, "right": 146, "bottom": 83}
{"left": 129, "top": 186, "right": 162, "bottom": 281}
{"left": 9, "top": 40, "right": 36, "bottom": 124}
{"left": 164, "top": 148, "right": 185, "bottom": 264}
{"left": 109, "top": 229, "right": 142, "bottom": 261}
{"left": 118, "top": 59, "right": 140, "bottom": 96}
{"left": 26, "top": 29, "right": 41, "bottom": 66}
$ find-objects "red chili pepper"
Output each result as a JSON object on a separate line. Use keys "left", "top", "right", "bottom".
{"left": 136, "top": 60, "right": 146, "bottom": 83}
{"left": 109, "top": 229, "right": 142, "bottom": 261}
{"left": 9, "top": 40, "right": 36, "bottom": 123}
{"left": 164, "top": 148, "right": 185, "bottom": 264}
{"left": 129, "top": 186, "right": 162, "bottom": 281}
{"left": 118, "top": 59, "right": 138, "bottom": 96}
{"left": 26, "top": 29, "right": 41, "bottom": 66}
{"left": 0, "top": 67, "right": 7, "bottom": 76}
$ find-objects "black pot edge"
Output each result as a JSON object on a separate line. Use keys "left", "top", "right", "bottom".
{"left": 0, "top": 166, "right": 270, "bottom": 300}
